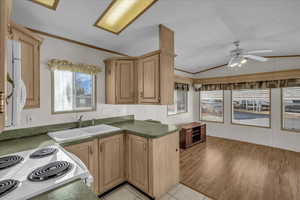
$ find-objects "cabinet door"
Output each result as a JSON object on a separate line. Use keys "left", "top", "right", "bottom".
{"left": 138, "top": 54, "right": 160, "bottom": 104}
{"left": 150, "top": 132, "right": 179, "bottom": 198}
{"left": 127, "top": 134, "right": 149, "bottom": 193}
{"left": 99, "top": 134, "right": 125, "bottom": 193}
{"left": 0, "top": 0, "right": 12, "bottom": 132}
{"left": 116, "top": 60, "right": 135, "bottom": 104}
{"left": 19, "top": 32, "right": 40, "bottom": 109}
{"left": 64, "top": 139, "right": 99, "bottom": 194}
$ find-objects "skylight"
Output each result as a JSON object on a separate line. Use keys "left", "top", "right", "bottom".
{"left": 94, "top": 0, "right": 157, "bottom": 34}
{"left": 31, "top": 0, "right": 60, "bottom": 10}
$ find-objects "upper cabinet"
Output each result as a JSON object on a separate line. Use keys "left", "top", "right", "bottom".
{"left": 116, "top": 60, "right": 136, "bottom": 104}
{"left": 138, "top": 54, "right": 160, "bottom": 104}
{"left": 10, "top": 23, "right": 42, "bottom": 109}
{"left": 105, "top": 25, "right": 174, "bottom": 105}
{"left": 105, "top": 59, "right": 137, "bottom": 104}
{"left": 0, "top": 0, "right": 12, "bottom": 133}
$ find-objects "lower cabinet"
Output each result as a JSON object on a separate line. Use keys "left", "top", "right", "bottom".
{"left": 64, "top": 139, "right": 99, "bottom": 194}
{"left": 99, "top": 134, "right": 125, "bottom": 194}
{"left": 148, "top": 132, "right": 180, "bottom": 198}
{"left": 64, "top": 131, "right": 179, "bottom": 199}
{"left": 126, "top": 134, "right": 149, "bottom": 193}
{"left": 126, "top": 132, "right": 179, "bottom": 198}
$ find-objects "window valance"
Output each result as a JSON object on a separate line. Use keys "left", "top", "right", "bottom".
{"left": 48, "top": 59, "right": 102, "bottom": 75}
{"left": 175, "top": 83, "right": 189, "bottom": 91}
{"left": 196, "top": 79, "right": 300, "bottom": 91}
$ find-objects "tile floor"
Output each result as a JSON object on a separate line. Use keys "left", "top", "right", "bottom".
{"left": 100, "top": 183, "right": 212, "bottom": 200}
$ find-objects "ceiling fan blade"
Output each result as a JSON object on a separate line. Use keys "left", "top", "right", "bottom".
{"left": 244, "top": 55, "right": 268, "bottom": 62}
{"left": 227, "top": 57, "right": 234, "bottom": 66}
{"left": 245, "top": 50, "right": 272, "bottom": 54}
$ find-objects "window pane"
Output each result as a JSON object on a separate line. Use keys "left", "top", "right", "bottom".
{"left": 177, "top": 90, "right": 188, "bottom": 113}
{"left": 200, "top": 90, "right": 224, "bottom": 122}
{"left": 53, "top": 71, "right": 95, "bottom": 113}
{"left": 75, "top": 72, "right": 94, "bottom": 109}
{"left": 282, "top": 87, "right": 300, "bottom": 131}
{"left": 232, "top": 89, "right": 270, "bottom": 127}
{"left": 167, "top": 90, "right": 188, "bottom": 115}
{"left": 54, "top": 70, "right": 73, "bottom": 112}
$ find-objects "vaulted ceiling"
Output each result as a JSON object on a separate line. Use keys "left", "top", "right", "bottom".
{"left": 13, "top": 0, "right": 300, "bottom": 73}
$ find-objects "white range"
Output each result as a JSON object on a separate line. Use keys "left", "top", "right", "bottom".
{"left": 0, "top": 144, "right": 91, "bottom": 200}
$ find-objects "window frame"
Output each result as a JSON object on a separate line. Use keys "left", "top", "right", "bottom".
{"left": 231, "top": 89, "right": 272, "bottom": 128}
{"left": 51, "top": 71, "right": 97, "bottom": 114}
{"left": 167, "top": 89, "right": 189, "bottom": 116}
{"left": 199, "top": 90, "right": 225, "bottom": 123}
{"left": 281, "top": 87, "right": 300, "bottom": 133}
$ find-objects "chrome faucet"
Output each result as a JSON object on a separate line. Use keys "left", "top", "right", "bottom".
{"left": 78, "top": 115, "right": 84, "bottom": 128}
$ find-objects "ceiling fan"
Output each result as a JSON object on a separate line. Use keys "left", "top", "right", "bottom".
{"left": 228, "top": 41, "right": 272, "bottom": 68}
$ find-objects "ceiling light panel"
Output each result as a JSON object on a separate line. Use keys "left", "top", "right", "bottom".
{"left": 31, "top": 0, "right": 60, "bottom": 10}
{"left": 95, "top": 0, "right": 158, "bottom": 34}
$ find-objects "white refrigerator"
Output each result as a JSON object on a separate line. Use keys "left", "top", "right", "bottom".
{"left": 6, "top": 40, "right": 27, "bottom": 127}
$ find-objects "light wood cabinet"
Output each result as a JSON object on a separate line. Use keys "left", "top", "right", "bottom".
{"left": 64, "top": 131, "right": 179, "bottom": 198}
{"left": 0, "top": 0, "right": 12, "bottom": 133}
{"left": 149, "top": 132, "right": 179, "bottom": 198}
{"left": 138, "top": 54, "right": 160, "bottom": 104}
{"left": 105, "top": 59, "right": 136, "bottom": 104}
{"left": 159, "top": 25, "right": 175, "bottom": 105}
{"left": 64, "top": 139, "right": 99, "bottom": 194}
{"left": 99, "top": 134, "right": 125, "bottom": 193}
{"left": 126, "top": 132, "right": 180, "bottom": 198}
{"left": 127, "top": 134, "right": 149, "bottom": 193}
{"left": 116, "top": 60, "right": 136, "bottom": 104}
{"left": 11, "top": 23, "right": 42, "bottom": 109}
{"left": 105, "top": 25, "right": 175, "bottom": 105}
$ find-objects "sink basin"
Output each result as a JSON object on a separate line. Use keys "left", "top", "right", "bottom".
{"left": 80, "top": 124, "right": 120, "bottom": 134}
{"left": 48, "top": 124, "right": 121, "bottom": 143}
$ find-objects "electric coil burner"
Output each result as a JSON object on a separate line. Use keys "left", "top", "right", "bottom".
{"left": 30, "top": 148, "right": 57, "bottom": 159}
{"left": 0, "top": 155, "right": 24, "bottom": 170}
{"left": 28, "top": 161, "right": 73, "bottom": 182}
{"left": 0, "top": 179, "right": 20, "bottom": 198}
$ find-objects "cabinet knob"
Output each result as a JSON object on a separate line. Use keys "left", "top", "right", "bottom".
{"left": 176, "top": 149, "right": 178, "bottom": 152}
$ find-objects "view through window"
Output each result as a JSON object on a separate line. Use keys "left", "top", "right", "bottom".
{"left": 200, "top": 90, "right": 224, "bottom": 122}
{"left": 53, "top": 70, "right": 95, "bottom": 113}
{"left": 232, "top": 89, "right": 270, "bottom": 127}
{"left": 282, "top": 87, "right": 300, "bottom": 131}
{"left": 167, "top": 90, "right": 188, "bottom": 115}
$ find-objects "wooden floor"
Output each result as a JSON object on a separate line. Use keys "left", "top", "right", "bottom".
{"left": 180, "top": 136, "right": 300, "bottom": 200}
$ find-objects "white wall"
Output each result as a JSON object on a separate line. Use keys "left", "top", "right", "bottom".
{"left": 194, "top": 57, "right": 300, "bottom": 152}
{"left": 196, "top": 57, "right": 300, "bottom": 78}
{"left": 6, "top": 35, "right": 195, "bottom": 130}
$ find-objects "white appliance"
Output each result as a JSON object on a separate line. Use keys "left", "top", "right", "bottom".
{"left": 5, "top": 40, "right": 27, "bottom": 127}
{"left": 0, "top": 145, "right": 92, "bottom": 200}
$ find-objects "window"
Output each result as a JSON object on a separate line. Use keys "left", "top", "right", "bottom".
{"left": 282, "top": 87, "right": 300, "bottom": 132}
{"left": 200, "top": 90, "right": 224, "bottom": 122}
{"left": 232, "top": 89, "right": 270, "bottom": 127}
{"left": 52, "top": 70, "right": 96, "bottom": 113}
{"left": 167, "top": 90, "right": 188, "bottom": 115}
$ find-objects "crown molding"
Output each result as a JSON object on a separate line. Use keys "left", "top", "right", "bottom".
{"left": 26, "top": 27, "right": 128, "bottom": 56}
{"left": 176, "top": 55, "right": 300, "bottom": 75}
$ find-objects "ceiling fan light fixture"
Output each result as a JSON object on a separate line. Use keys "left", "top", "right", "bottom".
{"left": 241, "top": 58, "right": 247, "bottom": 64}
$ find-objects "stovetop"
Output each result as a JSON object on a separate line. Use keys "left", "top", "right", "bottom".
{"left": 0, "top": 145, "right": 90, "bottom": 200}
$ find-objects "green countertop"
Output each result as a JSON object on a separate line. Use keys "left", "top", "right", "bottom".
{"left": 0, "top": 118, "right": 178, "bottom": 200}
{"left": 31, "top": 180, "right": 99, "bottom": 200}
